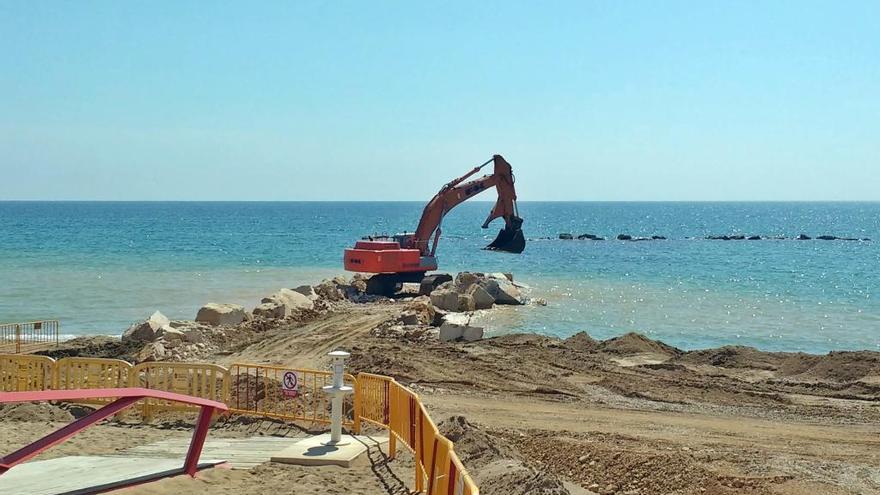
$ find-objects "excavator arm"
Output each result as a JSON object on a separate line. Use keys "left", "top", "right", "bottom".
{"left": 411, "top": 155, "right": 525, "bottom": 255}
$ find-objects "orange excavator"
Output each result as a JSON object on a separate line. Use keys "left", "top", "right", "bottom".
{"left": 344, "top": 154, "right": 525, "bottom": 295}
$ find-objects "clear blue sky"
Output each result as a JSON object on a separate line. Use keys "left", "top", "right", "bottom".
{"left": 1, "top": 1, "right": 877, "bottom": 201}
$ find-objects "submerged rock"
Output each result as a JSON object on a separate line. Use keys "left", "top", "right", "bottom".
{"left": 479, "top": 277, "right": 523, "bottom": 305}
{"left": 617, "top": 234, "right": 633, "bottom": 241}
{"left": 558, "top": 233, "right": 573, "bottom": 240}
{"left": 467, "top": 283, "right": 495, "bottom": 310}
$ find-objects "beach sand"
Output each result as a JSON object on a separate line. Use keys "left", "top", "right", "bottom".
{"left": 2, "top": 300, "right": 879, "bottom": 494}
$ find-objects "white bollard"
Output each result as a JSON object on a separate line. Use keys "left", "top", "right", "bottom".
{"left": 322, "top": 350, "right": 353, "bottom": 445}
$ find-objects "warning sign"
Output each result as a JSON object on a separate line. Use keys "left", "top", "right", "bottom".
{"left": 281, "top": 370, "right": 300, "bottom": 398}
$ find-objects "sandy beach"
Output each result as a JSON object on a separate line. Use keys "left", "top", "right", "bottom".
{"left": 2, "top": 277, "right": 879, "bottom": 495}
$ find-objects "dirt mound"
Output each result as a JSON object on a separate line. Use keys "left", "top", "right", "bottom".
{"left": 438, "top": 416, "right": 519, "bottom": 469}
{"left": 0, "top": 402, "right": 74, "bottom": 422}
{"left": 563, "top": 331, "right": 599, "bottom": 352}
{"left": 438, "top": 417, "right": 571, "bottom": 495}
{"left": 477, "top": 459, "right": 571, "bottom": 495}
{"left": 598, "top": 332, "right": 682, "bottom": 358}
{"left": 511, "top": 432, "right": 789, "bottom": 495}
{"left": 488, "top": 334, "right": 562, "bottom": 348}
{"left": 780, "top": 351, "right": 880, "bottom": 383}
{"left": 39, "top": 336, "right": 144, "bottom": 361}
{"left": 674, "top": 346, "right": 799, "bottom": 371}
{"left": 677, "top": 346, "right": 880, "bottom": 383}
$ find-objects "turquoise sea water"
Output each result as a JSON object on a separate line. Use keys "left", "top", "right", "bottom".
{"left": 1, "top": 201, "right": 878, "bottom": 353}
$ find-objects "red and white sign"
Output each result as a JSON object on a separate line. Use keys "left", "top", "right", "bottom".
{"left": 281, "top": 371, "right": 300, "bottom": 398}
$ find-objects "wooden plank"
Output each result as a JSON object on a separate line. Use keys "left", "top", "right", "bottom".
{"left": 112, "top": 436, "right": 302, "bottom": 469}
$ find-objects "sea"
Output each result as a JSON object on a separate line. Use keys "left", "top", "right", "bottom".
{"left": 1, "top": 201, "right": 878, "bottom": 354}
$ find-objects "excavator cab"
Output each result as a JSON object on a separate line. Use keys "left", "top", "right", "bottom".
{"left": 485, "top": 215, "right": 526, "bottom": 253}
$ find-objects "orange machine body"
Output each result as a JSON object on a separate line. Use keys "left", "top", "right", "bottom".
{"left": 344, "top": 239, "right": 438, "bottom": 274}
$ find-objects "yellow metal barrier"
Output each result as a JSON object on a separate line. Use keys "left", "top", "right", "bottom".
{"left": 54, "top": 357, "right": 133, "bottom": 406}
{"left": 0, "top": 354, "right": 55, "bottom": 392}
{"left": 130, "top": 362, "right": 230, "bottom": 421}
{"left": 229, "top": 363, "right": 359, "bottom": 431}
{"left": 357, "top": 372, "right": 479, "bottom": 495}
{"left": 0, "top": 320, "right": 60, "bottom": 354}
{"left": 0, "top": 355, "right": 479, "bottom": 493}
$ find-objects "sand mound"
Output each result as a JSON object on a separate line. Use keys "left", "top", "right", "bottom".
{"left": 0, "top": 402, "right": 74, "bottom": 422}
{"left": 438, "top": 417, "right": 571, "bottom": 495}
{"left": 675, "top": 345, "right": 795, "bottom": 370}
{"left": 677, "top": 347, "right": 880, "bottom": 383}
{"left": 489, "top": 334, "right": 562, "bottom": 348}
{"left": 477, "top": 459, "right": 571, "bottom": 495}
{"left": 598, "top": 332, "right": 682, "bottom": 358}
{"left": 438, "top": 416, "right": 518, "bottom": 469}
{"left": 563, "top": 331, "right": 599, "bottom": 352}
{"left": 781, "top": 351, "right": 880, "bottom": 383}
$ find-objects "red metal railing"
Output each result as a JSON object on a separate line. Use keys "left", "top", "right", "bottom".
{"left": 0, "top": 388, "right": 228, "bottom": 478}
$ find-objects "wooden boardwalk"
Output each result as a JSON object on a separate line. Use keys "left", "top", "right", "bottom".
{"left": 0, "top": 456, "right": 224, "bottom": 495}
{"left": 113, "top": 435, "right": 303, "bottom": 469}
{"left": 0, "top": 436, "right": 301, "bottom": 494}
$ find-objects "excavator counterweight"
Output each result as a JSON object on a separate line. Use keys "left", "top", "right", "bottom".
{"left": 343, "top": 154, "right": 525, "bottom": 294}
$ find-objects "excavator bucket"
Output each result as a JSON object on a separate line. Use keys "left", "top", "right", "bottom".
{"left": 485, "top": 216, "right": 526, "bottom": 253}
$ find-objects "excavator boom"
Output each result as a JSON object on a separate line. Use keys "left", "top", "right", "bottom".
{"left": 343, "top": 154, "right": 525, "bottom": 293}
{"left": 412, "top": 155, "right": 524, "bottom": 255}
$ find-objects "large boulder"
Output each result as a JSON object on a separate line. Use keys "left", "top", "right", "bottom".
{"left": 314, "top": 279, "right": 345, "bottom": 301}
{"left": 196, "top": 303, "right": 249, "bottom": 326}
{"left": 467, "top": 283, "right": 495, "bottom": 310}
{"left": 402, "top": 297, "right": 436, "bottom": 325}
{"left": 252, "top": 301, "right": 286, "bottom": 319}
{"left": 122, "top": 311, "right": 171, "bottom": 343}
{"left": 430, "top": 289, "right": 476, "bottom": 312}
{"left": 478, "top": 278, "right": 523, "bottom": 305}
{"left": 439, "top": 322, "right": 483, "bottom": 342}
{"left": 454, "top": 272, "right": 481, "bottom": 292}
{"left": 260, "top": 288, "right": 314, "bottom": 316}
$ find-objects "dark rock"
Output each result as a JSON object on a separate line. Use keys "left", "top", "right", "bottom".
{"left": 577, "top": 233, "right": 600, "bottom": 240}
{"left": 729, "top": 235, "right": 745, "bottom": 240}
{"left": 707, "top": 235, "right": 729, "bottom": 240}
{"left": 617, "top": 234, "right": 632, "bottom": 241}
{"left": 863, "top": 238, "right": 872, "bottom": 241}
{"left": 651, "top": 235, "right": 667, "bottom": 240}
{"left": 558, "top": 233, "right": 573, "bottom": 240}
{"left": 747, "top": 235, "right": 761, "bottom": 240}
{"left": 796, "top": 234, "right": 811, "bottom": 240}
{"left": 817, "top": 235, "right": 837, "bottom": 240}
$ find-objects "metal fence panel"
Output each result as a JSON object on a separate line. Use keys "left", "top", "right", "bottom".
{"left": 0, "top": 320, "right": 60, "bottom": 354}
{"left": 228, "top": 363, "right": 357, "bottom": 429}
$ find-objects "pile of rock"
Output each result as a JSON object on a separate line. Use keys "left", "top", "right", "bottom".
{"left": 429, "top": 272, "right": 524, "bottom": 313}
{"left": 371, "top": 272, "right": 531, "bottom": 344}
{"left": 122, "top": 311, "right": 224, "bottom": 362}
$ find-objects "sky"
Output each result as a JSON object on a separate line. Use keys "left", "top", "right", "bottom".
{"left": 1, "top": 1, "right": 878, "bottom": 201}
